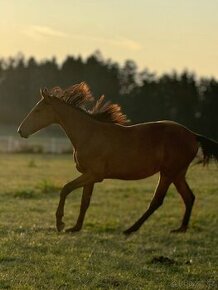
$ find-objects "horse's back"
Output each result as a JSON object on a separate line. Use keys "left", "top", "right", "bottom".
{"left": 123, "top": 120, "right": 198, "bottom": 178}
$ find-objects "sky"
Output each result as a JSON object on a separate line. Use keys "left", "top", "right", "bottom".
{"left": 1, "top": 0, "right": 218, "bottom": 78}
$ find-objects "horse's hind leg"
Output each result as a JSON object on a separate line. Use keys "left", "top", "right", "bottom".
{"left": 171, "top": 176, "right": 195, "bottom": 233}
{"left": 124, "top": 174, "right": 171, "bottom": 235}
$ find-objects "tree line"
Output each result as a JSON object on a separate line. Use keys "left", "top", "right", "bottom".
{"left": 0, "top": 51, "right": 217, "bottom": 139}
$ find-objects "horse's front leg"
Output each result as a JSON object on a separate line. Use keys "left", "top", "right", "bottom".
{"left": 56, "top": 174, "right": 94, "bottom": 232}
{"left": 65, "top": 183, "right": 94, "bottom": 233}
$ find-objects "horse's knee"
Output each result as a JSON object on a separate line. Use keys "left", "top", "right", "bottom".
{"left": 60, "top": 183, "right": 72, "bottom": 198}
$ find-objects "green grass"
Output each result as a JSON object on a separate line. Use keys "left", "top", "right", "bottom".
{"left": 0, "top": 154, "right": 217, "bottom": 289}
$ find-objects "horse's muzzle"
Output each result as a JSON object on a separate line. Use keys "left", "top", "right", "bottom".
{"left": 17, "top": 128, "right": 28, "bottom": 138}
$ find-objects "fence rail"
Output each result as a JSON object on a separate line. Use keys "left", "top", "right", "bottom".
{"left": 0, "top": 136, "right": 72, "bottom": 154}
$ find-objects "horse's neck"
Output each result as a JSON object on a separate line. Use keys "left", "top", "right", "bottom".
{"left": 54, "top": 103, "right": 95, "bottom": 149}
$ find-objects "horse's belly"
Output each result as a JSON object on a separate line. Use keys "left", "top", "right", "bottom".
{"left": 105, "top": 158, "right": 160, "bottom": 180}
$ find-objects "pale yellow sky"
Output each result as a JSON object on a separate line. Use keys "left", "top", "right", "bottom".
{"left": 1, "top": 0, "right": 218, "bottom": 78}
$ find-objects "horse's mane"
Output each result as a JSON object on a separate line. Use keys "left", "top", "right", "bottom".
{"left": 48, "top": 82, "right": 129, "bottom": 125}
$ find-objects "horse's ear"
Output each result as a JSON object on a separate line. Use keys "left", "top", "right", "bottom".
{"left": 40, "top": 88, "right": 50, "bottom": 101}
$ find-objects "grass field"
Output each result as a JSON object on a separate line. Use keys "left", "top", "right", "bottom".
{"left": 0, "top": 154, "right": 217, "bottom": 289}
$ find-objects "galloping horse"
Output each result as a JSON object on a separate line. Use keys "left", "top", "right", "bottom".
{"left": 18, "top": 82, "right": 218, "bottom": 234}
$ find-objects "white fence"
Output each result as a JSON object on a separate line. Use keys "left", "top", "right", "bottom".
{"left": 0, "top": 136, "right": 72, "bottom": 154}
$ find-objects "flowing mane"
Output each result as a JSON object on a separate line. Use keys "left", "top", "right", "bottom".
{"left": 48, "top": 82, "right": 129, "bottom": 125}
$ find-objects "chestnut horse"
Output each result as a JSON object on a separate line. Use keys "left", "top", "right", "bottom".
{"left": 18, "top": 82, "right": 218, "bottom": 234}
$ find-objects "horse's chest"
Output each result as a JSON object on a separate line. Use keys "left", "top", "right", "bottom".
{"left": 73, "top": 151, "right": 86, "bottom": 173}
{"left": 73, "top": 151, "right": 94, "bottom": 173}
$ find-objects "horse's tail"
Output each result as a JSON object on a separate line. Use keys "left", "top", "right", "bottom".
{"left": 196, "top": 134, "right": 218, "bottom": 165}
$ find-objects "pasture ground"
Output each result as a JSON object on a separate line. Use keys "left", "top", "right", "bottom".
{"left": 0, "top": 154, "right": 217, "bottom": 289}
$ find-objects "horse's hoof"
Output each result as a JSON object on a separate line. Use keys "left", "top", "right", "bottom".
{"left": 56, "top": 221, "right": 65, "bottom": 232}
{"left": 65, "top": 227, "right": 81, "bottom": 233}
{"left": 170, "top": 226, "right": 187, "bottom": 233}
{"left": 123, "top": 229, "right": 135, "bottom": 236}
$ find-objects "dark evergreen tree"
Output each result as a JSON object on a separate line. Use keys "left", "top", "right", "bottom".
{"left": 0, "top": 52, "right": 217, "bottom": 139}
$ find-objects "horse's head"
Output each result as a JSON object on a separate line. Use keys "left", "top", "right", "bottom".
{"left": 18, "top": 88, "right": 56, "bottom": 138}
